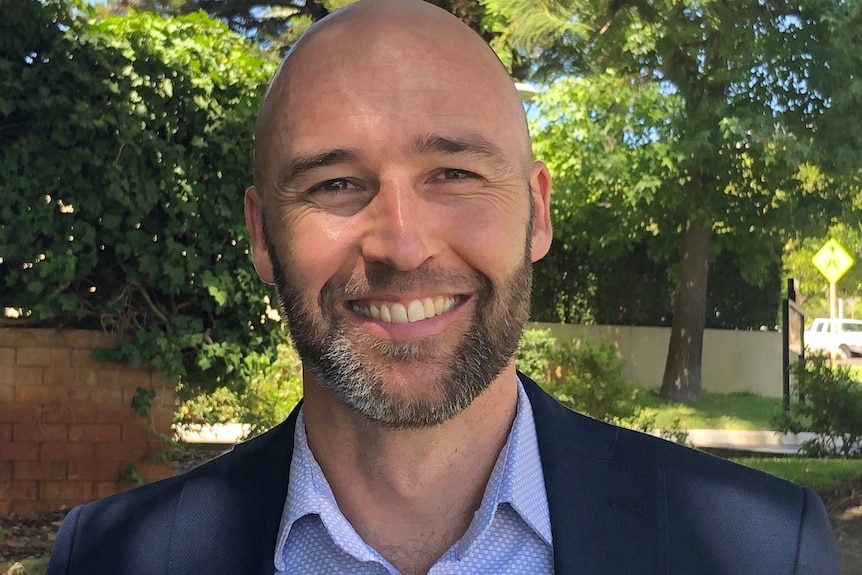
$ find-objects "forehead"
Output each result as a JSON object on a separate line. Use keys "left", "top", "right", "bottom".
{"left": 258, "top": 22, "right": 526, "bottom": 170}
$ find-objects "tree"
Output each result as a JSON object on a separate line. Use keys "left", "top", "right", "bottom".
{"left": 487, "top": 0, "right": 862, "bottom": 400}
{"left": 104, "top": 0, "right": 337, "bottom": 48}
{"left": 531, "top": 72, "right": 785, "bottom": 331}
{"left": 105, "top": 0, "right": 533, "bottom": 76}
{"left": 1, "top": 0, "right": 280, "bottom": 391}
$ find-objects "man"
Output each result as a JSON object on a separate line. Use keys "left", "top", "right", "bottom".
{"left": 48, "top": 1, "right": 839, "bottom": 573}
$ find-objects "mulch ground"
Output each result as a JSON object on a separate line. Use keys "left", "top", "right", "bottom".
{"left": 3, "top": 469, "right": 862, "bottom": 572}
{"left": 822, "top": 473, "right": 862, "bottom": 575}
{"left": 0, "top": 510, "right": 66, "bottom": 565}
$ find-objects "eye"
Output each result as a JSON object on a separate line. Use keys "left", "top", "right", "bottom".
{"left": 433, "top": 169, "right": 478, "bottom": 181}
{"left": 309, "top": 179, "right": 361, "bottom": 195}
{"left": 304, "top": 178, "right": 374, "bottom": 213}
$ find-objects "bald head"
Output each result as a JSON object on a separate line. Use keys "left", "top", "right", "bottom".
{"left": 253, "top": 0, "right": 532, "bottom": 193}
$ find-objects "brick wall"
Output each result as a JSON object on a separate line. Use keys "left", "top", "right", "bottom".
{"left": 0, "top": 328, "right": 174, "bottom": 517}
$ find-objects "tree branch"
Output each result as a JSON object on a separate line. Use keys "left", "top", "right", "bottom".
{"left": 136, "top": 285, "right": 172, "bottom": 332}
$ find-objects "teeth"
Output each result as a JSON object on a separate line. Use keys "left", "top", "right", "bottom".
{"left": 390, "top": 303, "right": 408, "bottom": 323}
{"left": 353, "top": 296, "right": 460, "bottom": 324}
{"left": 434, "top": 296, "right": 445, "bottom": 315}
{"left": 407, "top": 300, "right": 425, "bottom": 322}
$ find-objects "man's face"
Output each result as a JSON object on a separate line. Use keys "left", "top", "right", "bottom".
{"left": 246, "top": 17, "right": 552, "bottom": 428}
{"left": 263, "top": 218, "right": 533, "bottom": 428}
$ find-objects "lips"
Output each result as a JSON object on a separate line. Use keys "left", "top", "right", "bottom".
{"left": 351, "top": 295, "right": 461, "bottom": 323}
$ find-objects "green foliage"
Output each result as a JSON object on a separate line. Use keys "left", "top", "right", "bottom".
{"left": 240, "top": 341, "right": 303, "bottom": 437}
{"left": 773, "top": 354, "right": 862, "bottom": 458}
{"left": 527, "top": 66, "right": 813, "bottom": 329}
{"left": 532, "top": 72, "right": 682, "bottom": 260}
{"left": 178, "top": 384, "right": 244, "bottom": 424}
{"left": 514, "top": 328, "right": 556, "bottom": 381}
{"left": 120, "top": 462, "right": 147, "bottom": 486}
{"left": 179, "top": 340, "right": 302, "bottom": 437}
{"left": 547, "top": 339, "right": 635, "bottom": 423}
{"left": 1, "top": 0, "right": 281, "bottom": 391}
{"left": 515, "top": 334, "right": 686, "bottom": 442}
{"left": 130, "top": 386, "right": 157, "bottom": 417}
{"left": 106, "top": 0, "right": 528, "bottom": 76}
{"left": 489, "top": 0, "right": 862, "bottom": 398}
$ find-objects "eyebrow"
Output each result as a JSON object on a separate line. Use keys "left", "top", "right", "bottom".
{"left": 273, "top": 133, "right": 513, "bottom": 189}
{"left": 413, "top": 133, "right": 508, "bottom": 163}
{"left": 274, "top": 147, "right": 362, "bottom": 189}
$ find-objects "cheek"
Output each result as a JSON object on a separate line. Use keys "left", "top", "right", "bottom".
{"left": 271, "top": 211, "right": 361, "bottom": 288}
{"left": 444, "top": 204, "right": 528, "bottom": 274}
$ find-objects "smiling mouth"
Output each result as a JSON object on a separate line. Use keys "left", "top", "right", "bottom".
{"left": 351, "top": 296, "right": 463, "bottom": 324}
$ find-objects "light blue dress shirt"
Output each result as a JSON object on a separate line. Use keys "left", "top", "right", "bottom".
{"left": 273, "top": 377, "right": 554, "bottom": 574}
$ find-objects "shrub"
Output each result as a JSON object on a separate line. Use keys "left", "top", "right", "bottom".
{"left": 773, "top": 353, "right": 862, "bottom": 458}
{"left": 546, "top": 338, "right": 635, "bottom": 423}
{"left": 1, "top": 0, "right": 280, "bottom": 392}
{"left": 535, "top": 337, "right": 688, "bottom": 444}
{"left": 515, "top": 328, "right": 556, "bottom": 382}
{"left": 240, "top": 342, "right": 303, "bottom": 438}
{"left": 178, "top": 339, "right": 303, "bottom": 438}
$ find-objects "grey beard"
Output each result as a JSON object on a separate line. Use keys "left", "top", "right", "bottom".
{"left": 264, "top": 223, "right": 533, "bottom": 429}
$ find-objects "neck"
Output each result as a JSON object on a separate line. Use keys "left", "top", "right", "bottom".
{"left": 302, "top": 366, "right": 519, "bottom": 574}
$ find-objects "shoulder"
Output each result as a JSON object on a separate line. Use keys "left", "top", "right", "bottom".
{"left": 47, "top": 414, "right": 297, "bottom": 575}
{"left": 520, "top": 374, "right": 839, "bottom": 573}
{"left": 520, "top": 371, "right": 791, "bottom": 486}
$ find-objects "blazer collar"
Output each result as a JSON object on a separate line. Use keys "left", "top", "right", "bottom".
{"left": 521, "top": 373, "right": 666, "bottom": 575}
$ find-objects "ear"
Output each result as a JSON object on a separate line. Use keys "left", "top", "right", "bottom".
{"left": 528, "top": 161, "right": 552, "bottom": 263}
{"left": 244, "top": 186, "right": 275, "bottom": 284}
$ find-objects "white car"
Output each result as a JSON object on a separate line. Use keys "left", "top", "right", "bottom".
{"left": 804, "top": 317, "right": 862, "bottom": 358}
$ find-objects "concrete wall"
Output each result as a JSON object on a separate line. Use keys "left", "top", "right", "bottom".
{"left": 0, "top": 328, "right": 174, "bottom": 517}
{"left": 529, "top": 323, "right": 782, "bottom": 397}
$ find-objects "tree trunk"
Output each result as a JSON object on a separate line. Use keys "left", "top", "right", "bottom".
{"left": 659, "top": 219, "right": 712, "bottom": 402}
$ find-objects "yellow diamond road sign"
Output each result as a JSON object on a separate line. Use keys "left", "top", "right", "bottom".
{"left": 812, "top": 238, "right": 854, "bottom": 284}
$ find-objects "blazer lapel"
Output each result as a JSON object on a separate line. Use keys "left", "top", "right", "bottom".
{"left": 522, "top": 375, "right": 666, "bottom": 575}
{"left": 167, "top": 405, "right": 300, "bottom": 575}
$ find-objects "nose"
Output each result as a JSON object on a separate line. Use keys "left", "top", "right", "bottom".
{"left": 360, "top": 181, "right": 432, "bottom": 271}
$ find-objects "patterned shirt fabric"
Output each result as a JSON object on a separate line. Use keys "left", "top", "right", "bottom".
{"left": 273, "top": 377, "right": 554, "bottom": 574}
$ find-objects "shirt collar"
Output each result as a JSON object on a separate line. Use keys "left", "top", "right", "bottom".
{"left": 273, "top": 409, "right": 382, "bottom": 571}
{"left": 456, "top": 376, "right": 553, "bottom": 555}
{"left": 273, "top": 375, "right": 552, "bottom": 569}
{"left": 505, "top": 376, "right": 553, "bottom": 545}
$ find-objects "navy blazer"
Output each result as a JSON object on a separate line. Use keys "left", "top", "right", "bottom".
{"left": 48, "top": 374, "right": 839, "bottom": 574}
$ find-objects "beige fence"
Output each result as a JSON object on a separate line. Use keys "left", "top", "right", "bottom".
{"left": 529, "top": 323, "right": 783, "bottom": 397}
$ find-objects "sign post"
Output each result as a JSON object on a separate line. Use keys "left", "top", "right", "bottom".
{"left": 783, "top": 279, "right": 804, "bottom": 415}
{"left": 812, "top": 238, "right": 854, "bottom": 362}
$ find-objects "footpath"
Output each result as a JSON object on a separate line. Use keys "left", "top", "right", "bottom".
{"left": 683, "top": 429, "right": 814, "bottom": 455}
{"left": 177, "top": 423, "right": 813, "bottom": 455}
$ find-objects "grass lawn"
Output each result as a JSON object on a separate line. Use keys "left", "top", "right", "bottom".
{"left": 733, "top": 457, "right": 862, "bottom": 490}
{"left": 631, "top": 388, "right": 784, "bottom": 430}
